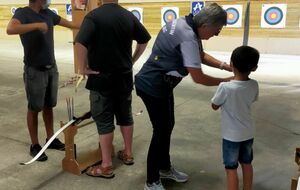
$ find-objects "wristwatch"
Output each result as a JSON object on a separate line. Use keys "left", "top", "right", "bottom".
{"left": 219, "top": 62, "right": 226, "bottom": 70}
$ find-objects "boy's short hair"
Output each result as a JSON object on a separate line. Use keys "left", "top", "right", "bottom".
{"left": 231, "top": 46, "right": 260, "bottom": 73}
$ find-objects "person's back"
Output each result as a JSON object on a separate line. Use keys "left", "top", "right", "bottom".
{"left": 77, "top": 3, "right": 150, "bottom": 94}
{"left": 211, "top": 45, "right": 260, "bottom": 190}
{"left": 74, "top": 0, "right": 150, "bottom": 179}
{"left": 82, "top": 3, "right": 143, "bottom": 73}
{"left": 135, "top": 16, "right": 200, "bottom": 98}
{"left": 215, "top": 79, "right": 258, "bottom": 141}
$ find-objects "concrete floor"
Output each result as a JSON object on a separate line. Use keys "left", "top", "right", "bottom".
{"left": 0, "top": 39, "right": 300, "bottom": 190}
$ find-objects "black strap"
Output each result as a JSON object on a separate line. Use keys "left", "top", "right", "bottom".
{"left": 185, "top": 13, "right": 198, "bottom": 37}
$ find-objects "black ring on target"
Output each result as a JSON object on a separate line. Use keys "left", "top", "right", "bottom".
{"left": 50, "top": 9, "right": 58, "bottom": 15}
{"left": 11, "top": 7, "right": 17, "bottom": 15}
{"left": 264, "top": 7, "right": 283, "bottom": 25}
{"left": 226, "top": 8, "right": 239, "bottom": 25}
{"left": 131, "top": 10, "right": 141, "bottom": 21}
{"left": 163, "top": 9, "right": 177, "bottom": 24}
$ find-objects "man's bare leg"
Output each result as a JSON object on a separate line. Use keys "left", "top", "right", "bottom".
{"left": 120, "top": 125, "right": 133, "bottom": 156}
{"left": 27, "top": 110, "right": 39, "bottom": 145}
{"left": 99, "top": 132, "right": 114, "bottom": 167}
{"left": 42, "top": 107, "right": 54, "bottom": 139}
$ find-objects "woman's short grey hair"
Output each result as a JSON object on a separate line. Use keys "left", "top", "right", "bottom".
{"left": 193, "top": 3, "right": 227, "bottom": 27}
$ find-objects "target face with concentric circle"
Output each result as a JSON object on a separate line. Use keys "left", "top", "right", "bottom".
{"left": 163, "top": 9, "right": 177, "bottom": 23}
{"left": 226, "top": 8, "right": 239, "bottom": 25}
{"left": 131, "top": 10, "right": 141, "bottom": 21}
{"left": 264, "top": 7, "right": 283, "bottom": 25}
{"left": 11, "top": 7, "right": 17, "bottom": 15}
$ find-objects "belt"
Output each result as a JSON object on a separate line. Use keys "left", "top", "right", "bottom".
{"left": 35, "top": 65, "right": 53, "bottom": 71}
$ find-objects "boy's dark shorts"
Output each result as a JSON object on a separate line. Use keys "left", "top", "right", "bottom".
{"left": 90, "top": 90, "right": 134, "bottom": 135}
{"left": 222, "top": 138, "right": 254, "bottom": 169}
{"left": 23, "top": 65, "right": 58, "bottom": 112}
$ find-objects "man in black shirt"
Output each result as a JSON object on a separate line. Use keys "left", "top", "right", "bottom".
{"left": 6, "top": 0, "right": 80, "bottom": 161}
{"left": 75, "top": 0, "right": 150, "bottom": 178}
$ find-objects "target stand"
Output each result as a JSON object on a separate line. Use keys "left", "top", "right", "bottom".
{"left": 291, "top": 148, "right": 300, "bottom": 190}
{"left": 61, "top": 120, "right": 114, "bottom": 175}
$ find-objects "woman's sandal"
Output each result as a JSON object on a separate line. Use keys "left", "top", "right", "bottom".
{"left": 117, "top": 150, "right": 134, "bottom": 165}
{"left": 85, "top": 165, "right": 115, "bottom": 178}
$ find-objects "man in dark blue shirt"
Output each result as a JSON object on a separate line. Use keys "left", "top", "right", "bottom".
{"left": 6, "top": 0, "right": 80, "bottom": 162}
{"left": 75, "top": 0, "right": 150, "bottom": 178}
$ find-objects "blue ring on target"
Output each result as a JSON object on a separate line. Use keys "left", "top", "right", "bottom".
{"left": 226, "top": 8, "right": 239, "bottom": 25}
{"left": 264, "top": 7, "right": 283, "bottom": 25}
{"left": 163, "top": 9, "right": 177, "bottom": 24}
{"left": 11, "top": 7, "right": 17, "bottom": 15}
{"left": 131, "top": 10, "right": 141, "bottom": 21}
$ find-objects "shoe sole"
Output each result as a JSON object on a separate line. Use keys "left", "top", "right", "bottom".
{"left": 86, "top": 172, "right": 115, "bottom": 179}
{"left": 47, "top": 147, "right": 65, "bottom": 151}
{"left": 160, "top": 176, "right": 188, "bottom": 183}
{"left": 123, "top": 161, "right": 134, "bottom": 165}
{"left": 30, "top": 153, "right": 48, "bottom": 162}
{"left": 144, "top": 184, "right": 165, "bottom": 190}
{"left": 117, "top": 151, "right": 134, "bottom": 165}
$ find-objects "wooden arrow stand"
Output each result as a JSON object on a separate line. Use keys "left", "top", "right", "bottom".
{"left": 61, "top": 121, "right": 102, "bottom": 175}
{"left": 291, "top": 148, "right": 300, "bottom": 190}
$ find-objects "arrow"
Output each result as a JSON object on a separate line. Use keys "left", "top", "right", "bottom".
{"left": 243, "top": 0, "right": 250, "bottom": 46}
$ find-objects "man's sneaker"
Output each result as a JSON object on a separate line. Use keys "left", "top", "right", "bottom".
{"left": 160, "top": 166, "right": 188, "bottom": 183}
{"left": 144, "top": 180, "right": 165, "bottom": 190}
{"left": 46, "top": 138, "right": 65, "bottom": 151}
{"left": 30, "top": 144, "right": 48, "bottom": 162}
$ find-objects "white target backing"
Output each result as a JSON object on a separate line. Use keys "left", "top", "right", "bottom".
{"left": 261, "top": 4, "right": 287, "bottom": 28}
{"left": 161, "top": 7, "right": 179, "bottom": 27}
{"left": 128, "top": 7, "right": 143, "bottom": 24}
{"left": 222, "top": 5, "right": 243, "bottom": 28}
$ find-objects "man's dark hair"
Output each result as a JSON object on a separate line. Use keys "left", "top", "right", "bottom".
{"left": 231, "top": 46, "right": 260, "bottom": 73}
{"left": 29, "top": 0, "right": 36, "bottom": 3}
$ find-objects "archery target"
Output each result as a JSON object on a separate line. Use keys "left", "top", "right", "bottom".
{"left": 128, "top": 7, "right": 143, "bottom": 24}
{"left": 161, "top": 7, "right": 179, "bottom": 27}
{"left": 261, "top": 4, "right": 287, "bottom": 28}
{"left": 264, "top": 7, "right": 283, "bottom": 25}
{"left": 11, "top": 7, "right": 17, "bottom": 15}
{"left": 222, "top": 5, "right": 243, "bottom": 28}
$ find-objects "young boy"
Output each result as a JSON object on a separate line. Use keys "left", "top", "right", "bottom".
{"left": 211, "top": 46, "right": 260, "bottom": 190}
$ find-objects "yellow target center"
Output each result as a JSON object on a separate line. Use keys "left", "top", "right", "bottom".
{"left": 271, "top": 13, "right": 277, "bottom": 19}
{"left": 228, "top": 14, "right": 234, "bottom": 19}
{"left": 167, "top": 15, "right": 173, "bottom": 20}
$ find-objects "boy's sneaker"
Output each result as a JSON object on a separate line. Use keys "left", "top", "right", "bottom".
{"left": 30, "top": 144, "right": 48, "bottom": 162}
{"left": 46, "top": 138, "right": 65, "bottom": 151}
{"left": 159, "top": 166, "right": 188, "bottom": 183}
{"left": 144, "top": 180, "right": 165, "bottom": 190}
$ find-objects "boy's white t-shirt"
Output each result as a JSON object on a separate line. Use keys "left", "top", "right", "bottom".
{"left": 211, "top": 80, "right": 259, "bottom": 142}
